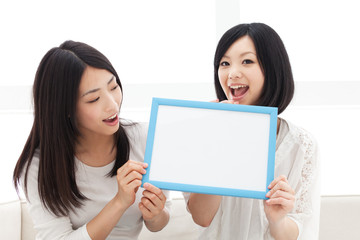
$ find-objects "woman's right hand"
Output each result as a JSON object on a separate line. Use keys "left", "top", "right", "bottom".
{"left": 211, "top": 99, "right": 240, "bottom": 104}
{"left": 86, "top": 160, "right": 147, "bottom": 239}
{"left": 115, "top": 160, "right": 148, "bottom": 210}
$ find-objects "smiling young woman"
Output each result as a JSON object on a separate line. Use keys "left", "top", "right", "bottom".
{"left": 13, "top": 41, "right": 171, "bottom": 239}
{"left": 186, "top": 23, "right": 320, "bottom": 240}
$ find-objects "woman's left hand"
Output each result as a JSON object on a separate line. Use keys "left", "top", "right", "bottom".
{"left": 264, "top": 175, "right": 295, "bottom": 224}
{"left": 139, "top": 183, "right": 167, "bottom": 222}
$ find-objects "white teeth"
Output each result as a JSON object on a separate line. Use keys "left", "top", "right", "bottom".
{"left": 107, "top": 114, "right": 117, "bottom": 120}
{"left": 229, "top": 85, "right": 247, "bottom": 89}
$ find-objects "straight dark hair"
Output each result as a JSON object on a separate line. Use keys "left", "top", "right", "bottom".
{"left": 214, "top": 23, "right": 294, "bottom": 114}
{"left": 13, "top": 40, "right": 131, "bottom": 216}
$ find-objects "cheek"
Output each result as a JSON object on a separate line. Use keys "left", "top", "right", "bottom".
{"left": 76, "top": 105, "right": 99, "bottom": 127}
{"left": 255, "top": 72, "right": 265, "bottom": 91}
{"left": 218, "top": 70, "right": 228, "bottom": 92}
{"left": 249, "top": 68, "right": 265, "bottom": 91}
{"left": 117, "top": 90, "right": 123, "bottom": 106}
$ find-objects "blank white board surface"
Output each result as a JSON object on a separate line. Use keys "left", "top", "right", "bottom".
{"left": 142, "top": 98, "right": 278, "bottom": 199}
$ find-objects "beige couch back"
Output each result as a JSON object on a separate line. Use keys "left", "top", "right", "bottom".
{"left": 1, "top": 195, "right": 360, "bottom": 240}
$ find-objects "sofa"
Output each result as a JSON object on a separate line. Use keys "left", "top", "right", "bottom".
{"left": 0, "top": 197, "right": 199, "bottom": 240}
{"left": 1, "top": 195, "right": 359, "bottom": 240}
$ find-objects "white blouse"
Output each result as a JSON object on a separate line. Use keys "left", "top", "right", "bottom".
{"left": 22, "top": 123, "right": 171, "bottom": 240}
{"left": 185, "top": 118, "right": 320, "bottom": 240}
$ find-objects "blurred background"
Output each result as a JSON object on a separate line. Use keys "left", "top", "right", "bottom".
{"left": 1, "top": 0, "right": 359, "bottom": 202}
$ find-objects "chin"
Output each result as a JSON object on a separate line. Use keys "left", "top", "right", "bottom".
{"left": 104, "top": 126, "right": 120, "bottom": 136}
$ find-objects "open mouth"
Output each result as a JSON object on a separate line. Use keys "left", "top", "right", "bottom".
{"left": 229, "top": 84, "right": 249, "bottom": 99}
{"left": 103, "top": 113, "right": 118, "bottom": 123}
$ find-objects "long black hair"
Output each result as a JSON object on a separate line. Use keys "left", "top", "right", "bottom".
{"left": 214, "top": 23, "right": 294, "bottom": 114}
{"left": 13, "top": 40, "right": 131, "bottom": 216}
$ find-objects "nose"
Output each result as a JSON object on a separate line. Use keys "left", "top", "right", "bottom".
{"left": 228, "top": 66, "right": 242, "bottom": 80}
{"left": 104, "top": 92, "right": 119, "bottom": 113}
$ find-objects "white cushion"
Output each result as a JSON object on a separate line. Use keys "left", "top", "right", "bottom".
{"left": 319, "top": 195, "right": 360, "bottom": 240}
{"left": 20, "top": 200, "right": 37, "bottom": 240}
{"left": 0, "top": 200, "right": 21, "bottom": 240}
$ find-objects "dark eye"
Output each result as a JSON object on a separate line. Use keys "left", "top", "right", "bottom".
{"left": 220, "top": 61, "right": 230, "bottom": 66}
{"left": 111, "top": 85, "right": 118, "bottom": 91}
{"left": 243, "top": 59, "right": 254, "bottom": 64}
{"left": 87, "top": 97, "right": 99, "bottom": 103}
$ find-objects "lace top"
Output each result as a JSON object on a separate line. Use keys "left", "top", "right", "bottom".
{"left": 186, "top": 118, "right": 321, "bottom": 240}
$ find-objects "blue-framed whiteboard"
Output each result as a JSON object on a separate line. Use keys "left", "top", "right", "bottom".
{"left": 142, "top": 98, "right": 277, "bottom": 199}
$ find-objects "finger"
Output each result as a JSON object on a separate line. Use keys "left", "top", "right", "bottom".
{"left": 143, "top": 183, "right": 165, "bottom": 201}
{"left": 267, "top": 175, "right": 286, "bottom": 189}
{"left": 127, "top": 179, "right": 142, "bottom": 190}
{"left": 117, "top": 160, "right": 147, "bottom": 178}
{"left": 139, "top": 202, "right": 152, "bottom": 218}
{"left": 267, "top": 180, "right": 292, "bottom": 196}
{"left": 118, "top": 178, "right": 142, "bottom": 196}
{"left": 142, "top": 190, "right": 163, "bottom": 207}
{"left": 268, "top": 189, "right": 295, "bottom": 201}
{"left": 220, "top": 100, "right": 235, "bottom": 104}
{"left": 123, "top": 160, "right": 148, "bottom": 171}
{"left": 125, "top": 159, "right": 148, "bottom": 168}
{"left": 122, "top": 170, "right": 143, "bottom": 185}
{"left": 266, "top": 197, "right": 293, "bottom": 208}
{"left": 210, "top": 99, "right": 219, "bottom": 102}
{"left": 117, "top": 161, "right": 141, "bottom": 178}
{"left": 141, "top": 196, "right": 158, "bottom": 212}
{"left": 266, "top": 181, "right": 294, "bottom": 198}
{"left": 268, "top": 175, "right": 288, "bottom": 189}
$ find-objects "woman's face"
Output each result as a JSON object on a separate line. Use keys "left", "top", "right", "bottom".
{"left": 76, "top": 66, "right": 122, "bottom": 138}
{"left": 218, "top": 35, "right": 264, "bottom": 105}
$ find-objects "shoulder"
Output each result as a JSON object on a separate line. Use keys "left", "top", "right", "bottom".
{"left": 121, "top": 120, "right": 148, "bottom": 142}
{"left": 121, "top": 120, "right": 149, "bottom": 154}
{"left": 20, "top": 148, "right": 41, "bottom": 199}
{"left": 21, "top": 148, "right": 40, "bottom": 181}
{"left": 284, "top": 119, "right": 318, "bottom": 157}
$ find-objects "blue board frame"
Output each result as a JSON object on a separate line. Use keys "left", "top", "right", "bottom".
{"left": 142, "top": 98, "right": 278, "bottom": 199}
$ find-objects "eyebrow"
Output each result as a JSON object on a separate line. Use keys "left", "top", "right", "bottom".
{"left": 223, "top": 51, "right": 256, "bottom": 58}
{"left": 81, "top": 76, "right": 115, "bottom": 97}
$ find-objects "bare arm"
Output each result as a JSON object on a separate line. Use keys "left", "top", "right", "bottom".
{"left": 86, "top": 196, "right": 127, "bottom": 240}
{"left": 187, "top": 193, "right": 222, "bottom": 227}
{"left": 87, "top": 160, "right": 147, "bottom": 240}
{"left": 268, "top": 217, "right": 298, "bottom": 240}
{"left": 143, "top": 207, "right": 169, "bottom": 232}
{"left": 265, "top": 175, "right": 298, "bottom": 240}
{"left": 139, "top": 183, "right": 170, "bottom": 232}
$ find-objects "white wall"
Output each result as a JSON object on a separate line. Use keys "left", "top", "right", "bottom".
{"left": 1, "top": 0, "right": 359, "bottom": 202}
{"left": 0, "top": 0, "right": 217, "bottom": 202}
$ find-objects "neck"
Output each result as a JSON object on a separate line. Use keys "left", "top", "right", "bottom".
{"left": 75, "top": 133, "right": 116, "bottom": 167}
